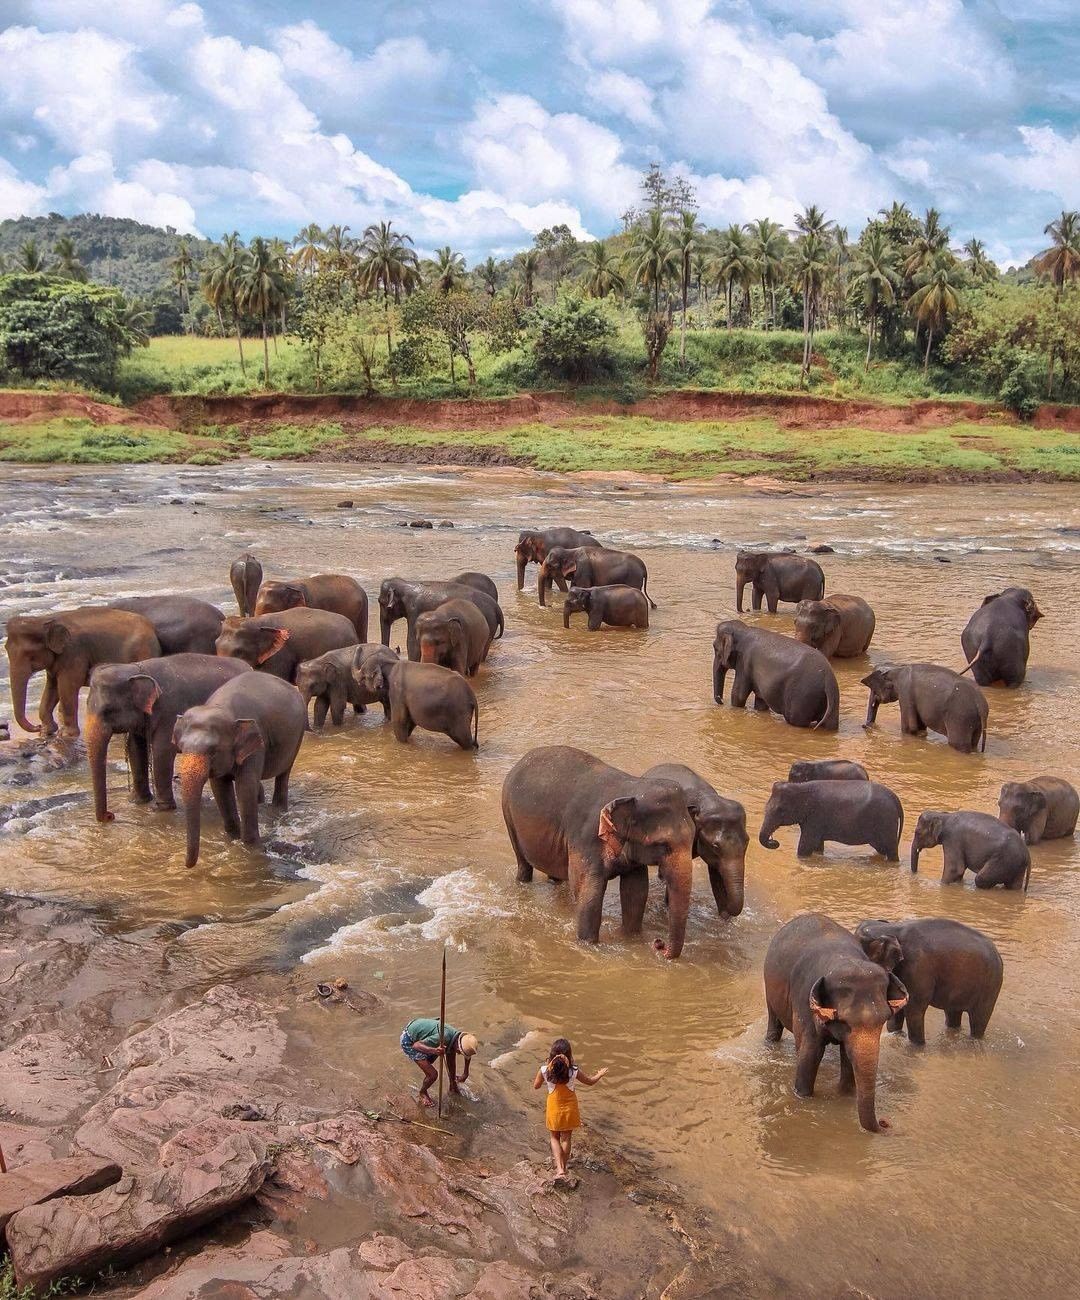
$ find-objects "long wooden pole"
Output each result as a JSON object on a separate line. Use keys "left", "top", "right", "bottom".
{"left": 437, "top": 947, "right": 447, "bottom": 1119}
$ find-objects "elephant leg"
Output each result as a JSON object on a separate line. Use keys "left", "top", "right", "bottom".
{"left": 941, "top": 850, "right": 967, "bottom": 884}
{"left": 886, "top": 1008, "right": 905, "bottom": 1034}
{"left": 752, "top": 693, "right": 770, "bottom": 711}
{"left": 944, "top": 1008, "right": 963, "bottom": 1030}
{"left": 973, "top": 855, "right": 1013, "bottom": 889}
{"left": 272, "top": 769, "right": 290, "bottom": 810}
{"left": 312, "top": 696, "right": 329, "bottom": 729}
{"left": 765, "top": 1008, "right": 784, "bottom": 1042}
{"left": 56, "top": 670, "right": 83, "bottom": 737}
{"left": 406, "top": 626, "right": 419, "bottom": 662}
{"left": 555, "top": 574, "right": 569, "bottom": 592}
{"left": 751, "top": 585, "right": 763, "bottom": 611}
{"left": 329, "top": 686, "right": 346, "bottom": 727}
{"left": 235, "top": 763, "right": 262, "bottom": 845}
{"left": 506, "top": 819, "right": 533, "bottom": 883}
{"left": 619, "top": 868, "right": 649, "bottom": 936}
{"left": 448, "top": 711, "right": 476, "bottom": 750}
{"left": 150, "top": 731, "right": 177, "bottom": 811}
{"left": 968, "top": 1001, "right": 994, "bottom": 1039}
{"left": 588, "top": 611, "right": 603, "bottom": 632}
{"left": 730, "top": 668, "right": 752, "bottom": 711}
{"left": 945, "top": 715, "right": 974, "bottom": 752}
{"left": 211, "top": 776, "right": 241, "bottom": 837}
{"left": 838, "top": 1042, "right": 855, "bottom": 1094}
{"left": 38, "top": 675, "right": 59, "bottom": 735}
{"left": 126, "top": 733, "right": 152, "bottom": 804}
{"left": 391, "top": 702, "right": 414, "bottom": 744}
{"left": 575, "top": 874, "right": 607, "bottom": 944}
{"left": 793, "top": 1034, "right": 825, "bottom": 1098}
{"left": 764, "top": 581, "right": 779, "bottom": 615}
{"left": 898, "top": 698, "right": 923, "bottom": 735}
{"left": 796, "top": 828, "right": 821, "bottom": 857}
{"left": 904, "top": 1002, "right": 928, "bottom": 1045}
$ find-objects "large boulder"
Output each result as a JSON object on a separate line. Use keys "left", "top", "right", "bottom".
{"left": 0, "top": 1156, "right": 121, "bottom": 1235}
{"left": 7, "top": 1133, "right": 269, "bottom": 1293}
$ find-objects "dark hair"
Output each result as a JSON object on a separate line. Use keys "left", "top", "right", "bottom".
{"left": 550, "top": 1038, "right": 574, "bottom": 1065}
{"left": 547, "top": 1037, "right": 574, "bottom": 1085}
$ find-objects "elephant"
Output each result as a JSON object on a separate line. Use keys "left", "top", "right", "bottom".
{"left": 788, "top": 759, "right": 869, "bottom": 783}
{"left": 295, "top": 646, "right": 373, "bottom": 728}
{"left": 563, "top": 585, "right": 650, "bottom": 631}
{"left": 862, "top": 664, "right": 988, "bottom": 753}
{"left": 501, "top": 745, "right": 699, "bottom": 959}
{"left": 173, "top": 673, "right": 307, "bottom": 869}
{"left": 378, "top": 578, "right": 504, "bottom": 661}
{"left": 110, "top": 596, "right": 225, "bottom": 656}
{"left": 910, "top": 810, "right": 1030, "bottom": 890}
{"left": 85, "top": 653, "right": 251, "bottom": 821}
{"left": 855, "top": 918, "right": 1003, "bottom": 1044}
{"left": 758, "top": 779, "right": 904, "bottom": 860}
{"left": 254, "top": 573, "right": 369, "bottom": 642}
{"left": 414, "top": 599, "right": 492, "bottom": 676}
{"left": 349, "top": 644, "right": 399, "bottom": 717}
{"left": 961, "top": 587, "right": 1042, "bottom": 687}
{"left": 793, "top": 595, "right": 875, "bottom": 658}
{"left": 447, "top": 571, "right": 499, "bottom": 602}
{"left": 643, "top": 763, "right": 746, "bottom": 917}
{"left": 998, "top": 776, "right": 1079, "bottom": 843}
{"left": 5, "top": 607, "right": 161, "bottom": 738}
{"left": 539, "top": 547, "right": 655, "bottom": 609}
{"left": 230, "top": 553, "right": 263, "bottom": 616}
{"left": 712, "top": 620, "right": 839, "bottom": 730}
{"left": 215, "top": 609, "right": 358, "bottom": 682}
{"left": 764, "top": 913, "right": 909, "bottom": 1133}
{"left": 515, "top": 528, "right": 603, "bottom": 589}
{"left": 358, "top": 657, "right": 478, "bottom": 750}
{"left": 735, "top": 551, "right": 824, "bottom": 614}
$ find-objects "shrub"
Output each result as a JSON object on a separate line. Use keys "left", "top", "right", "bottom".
{"left": 530, "top": 295, "right": 616, "bottom": 382}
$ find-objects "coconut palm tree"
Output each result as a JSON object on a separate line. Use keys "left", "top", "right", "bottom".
{"left": 238, "top": 236, "right": 288, "bottom": 384}
{"left": 673, "top": 210, "right": 701, "bottom": 365}
{"left": 907, "top": 250, "right": 963, "bottom": 374}
{"left": 16, "top": 239, "right": 46, "bottom": 273}
{"left": 291, "top": 223, "right": 325, "bottom": 276}
{"left": 794, "top": 205, "right": 833, "bottom": 239}
{"left": 357, "top": 221, "right": 420, "bottom": 351}
{"left": 201, "top": 233, "right": 247, "bottom": 374}
{"left": 477, "top": 256, "right": 500, "bottom": 298}
{"left": 625, "top": 210, "right": 678, "bottom": 313}
{"left": 851, "top": 229, "right": 900, "bottom": 370}
{"left": 903, "top": 208, "right": 950, "bottom": 279}
{"left": 791, "top": 232, "right": 829, "bottom": 381}
{"left": 52, "top": 235, "right": 87, "bottom": 282}
{"left": 518, "top": 249, "right": 541, "bottom": 308}
{"left": 715, "top": 225, "right": 753, "bottom": 328}
{"left": 169, "top": 239, "right": 195, "bottom": 329}
{"left": 1033, "top": 210, "right": 1080, "bottom": 395}
{"left": 691, "top": 250, "right": 709, "bottom": 308}
{"left": 746, "top": 218, "right": 787, "bottom": 328}
{"left": 962, "top": 238, "right": 997, "bottom": 284}
{"left": 578, "top": 240, "right": 625, "bottom": 299}
{"left": 426, "top": 246, "right": 467, "bottom": 295}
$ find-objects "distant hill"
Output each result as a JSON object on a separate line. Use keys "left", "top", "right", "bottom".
{"left": 0, "top": 213, "right": 215, "bottom": 299}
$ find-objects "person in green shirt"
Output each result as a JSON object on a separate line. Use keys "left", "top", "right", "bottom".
{"left": 400, "top": 1017, "right": 479, "bottom": 1108}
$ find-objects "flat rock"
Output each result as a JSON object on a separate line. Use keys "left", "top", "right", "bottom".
{"left": 7, "top": 1133, "right": 269, "bottom": 1292}
{"left": 0, "top": 1157, "right": 122, "bottom": 1235}
{"left": 0, "top": 1030, "right": 101, "bottom": 1124}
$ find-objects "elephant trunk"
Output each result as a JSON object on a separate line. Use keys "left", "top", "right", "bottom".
{"left": 9, "top": 660, "right": 40, "bottom": 734}
{"left": 736, "top": 577, "right": 747, "bottom": 613}
{"left": 419, "top": 641, "right": 436, "bottom": 664}
{"left": 655, "top": 853, "right": 692, "bottom": 959}
{"left": 85, "top": 713, "right": 115, "bottom": 823}
{"left": 312, "top": 695, "right": 328, "bottom": 729}
{"left": 758, "top": 805, "right": 781, "bottom": 850}
{"left": 515, "top": 552, "right": 527, "bottom": 590}
{"left": 863, "top": 696, "right": 879, "bottom": 728}
{"left": 538, "top": 569, "right": 551, "bottom": 607}
{"left": 178, "top": 751, "right": 210, "bottom": 869}
{"left": 712, "top": 656, "right": 726, "bottom": 705}
{"left": 562, "top": 605, "right": 572, "bottom": 629}
{"left": 848, "top": 1025, "right": 885, "bottom": 1133}
{"left": 909, "top": 837, "right": 923, "bottom": 873}
{"left": 711, "top": 856, "right": 745, "bottom": 917}
{"left": 379, "top": 607, "right": 393, "bottom": 646}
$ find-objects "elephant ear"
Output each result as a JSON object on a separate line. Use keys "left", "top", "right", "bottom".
{"left": 598, "top": 796, "right": 635, "bottom": 853}
{"left": 129, "top": 674, "right": 161, "bottom": 715}
{"left": 866, "top": 935, "right": 903, "bottom": 972}
{"left": 256, "top": 627, "right": 290, "bottom": 663}
{"left": 448, "top": 618, "right": 464, "bottom": 649}
{"left": 233, "top": 718, "right": 265, "bottom": 765}
{"left": 809, "top": 976, "right": 837, "bottom": 1022}
{"left": 860, "top": 669, "right": 884, "bottom": 689}
{"left": 283, "top": 584, "right": 307, "bottom": 608}
{"left": 980, "top": 591, "right": 1004, "bottom": 606}
{"left": 43, "top": 621, "right": 71, "bottom": 654}
{"left": 886, "top": 973, "right": 909, "bottom": 1012}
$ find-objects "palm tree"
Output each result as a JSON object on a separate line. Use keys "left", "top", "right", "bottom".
{"left": 903, "top": 208, "right": 950, "bottom": 280}
{"left": 829, "top": 226, "right": 851, "bottom": 329}
{"left": 578, "top": 241, "right": 625, "bottom": 299}
{"left": 477, "top": 256, "right": 500, "bottom": 298}
{"left": 291, "top": 223, "right": 325, "bottom": 276}
{"left": 625, "top": 210, "right": 678, "bottom": 313}
{"left": 715, "top": 225, "right": 753, "bottom": 328}
{"left": 168, "top": 239, "right": 195, "bottom": 332}
{"left": 238, "top": 236, "right": 287, "bottom": 384}
{"left": 118, "top": 297, "right": 153, "bottom": 349}
{"left": 201, "top": 233, "right": 247, "bottom": 374}
{"left": 746, "top": 218, "right": 787, "bottom": 327}
{"left": 426, "top": 246, "right": 466, "bottom": 295}
{"left": 357, "top": 220, "right": 420, "bottom": 351}
{"left": 52, "top": 236, "right": 86, "bottom": 281}
{"left": 907, "top": 250, "right": 963, "bottom": 373}
{"left": 518, "top": 249, "right": 540, "bottom": 308}
{"left": 16, "top": 239, "right": 46, "bottom": 273}
{"left": 794, "top": 205, "right": 833, "bottom": 239}
{"left": 962, "top": 238, "right": 997, "bottom": 284}
{"left": 851, "top": 229, "right": 900, "bottom": 370}
{"left": 1033, "top": 210, "right": 1080, "bottom": 395}
{"left": 692, "top": 250, "right": 709, "bottom": 308}
{"left": 673, "top": 210, "right": 700, "bottom": 364}
{"left": 791, "top": 232, "right": 829, "bottom": 381}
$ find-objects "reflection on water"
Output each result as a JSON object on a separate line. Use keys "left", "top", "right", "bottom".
{"left": 1, "top": 464, "right": 1079, "bottom": 1295}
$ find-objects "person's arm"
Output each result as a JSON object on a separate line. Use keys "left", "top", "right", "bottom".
{"left": 532, "top": 1067, "right": 545, "bottom": 1090}
{"left": 456, "top": 1051, "right": 471, "bottom": 1085}
{"left": 412, "top": 1041, "right": 445, "bottom": 1058}
{"left": 446, "top": 1042, "right": 461, "bottom": 1091}
{"left": 576, "top": 1066, "right": 608, "bottom": 1086}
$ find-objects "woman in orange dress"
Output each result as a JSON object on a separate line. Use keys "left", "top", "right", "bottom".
{"left": 532, "top": 1037, "right": 607, "bottom": 1178}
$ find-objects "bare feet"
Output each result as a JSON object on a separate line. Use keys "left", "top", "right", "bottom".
{"left": 418, "top": 1093, "right": 435, "bottom": 1109}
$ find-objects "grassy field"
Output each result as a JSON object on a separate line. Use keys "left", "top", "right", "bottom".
{"left": 2, "top": 413, "right": 1077, "bottom": 479}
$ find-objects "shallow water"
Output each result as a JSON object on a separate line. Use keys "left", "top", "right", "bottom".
{"left": 2, "top": 464, "right": 1079, "bottom": 1296}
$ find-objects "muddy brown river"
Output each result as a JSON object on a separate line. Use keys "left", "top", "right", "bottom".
{"left": 2, "top": 464, "right": 1079, "bottom": 1297}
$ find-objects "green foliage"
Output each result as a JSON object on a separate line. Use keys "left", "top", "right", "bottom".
{"left": 530, "top": 295, "right": 616, "bottom": 381}
{"left": 0, "top": 417, "right": 190, "bottom": 463}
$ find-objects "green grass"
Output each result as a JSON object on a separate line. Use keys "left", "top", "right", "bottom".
{"left": 0, "top": 416, "right": 192, "bottom": 463}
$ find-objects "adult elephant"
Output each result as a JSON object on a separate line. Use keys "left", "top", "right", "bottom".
{"left": 998, "top": 776, "right": 1079, "bottom": 843}
{"left": 910, "top": 810, "right": 1030, "bottom": 890}
{"left": 855, "top": 918, "right": 1003, "bottom": 1044}
{"left": 758, "top": 779, "right": 903, "bottom": 860}
{"left": 255, "top": 574, "right": 369, "bottom": 642}
{"left": 643, "top": 763, "right": 746, "bottom": 917}
{"left": 378, "top": 578, "right": 503, "bottom": 661}
{"left": 515, "top": 528, "right": 603, "bottom": 590}
{"left": 110, "top": 596, "right": 225, "bottom": 656}
{"left": 451, "top": 572, "right": 500, "bottom": 603}
{"left": 862, "top": 664, "right": 987, "bottom": 753}
{"left": 764, "top": 912, "right": 908, "bottom": 1134}
{"left": 712, "top": 620, "right": 839, "bottom": 730}
{"left": 793, "top": 596, "right": 875, "bottom": 658}
{"left": 414, "top": 599, "right": 492, "bottom": 676}
{"left": 788, "top": 759, "right": 869, "bottom": 783}
{"left": 230, "top": 553, "right": 263, "bottom": 617}
{"left": 215, "top": 609, "right": 358, "bottom": 682}
{"left": 538, "top": 547, "right": 655, "bottom": 609}
{"left": 173, "top": 673, "right": 307, "bottom": 869}
{"left": 502, "top": 746, "right": 698, "bottom": 959}
{"left": 85, "top": 654, "right": 251, "bottom": 821}
{"left": 5, "top": 607, "right": 161, "bottom": 738}
{"left": 961, "top": 587, "right": 1043, "bottom": 687}
{"left": 735, "top": 551, "right": 824, "bottom": 614}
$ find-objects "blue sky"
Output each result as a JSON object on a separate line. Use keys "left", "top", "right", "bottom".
{"left": 0, "top": 1, "right": 1076, "bottom": 265}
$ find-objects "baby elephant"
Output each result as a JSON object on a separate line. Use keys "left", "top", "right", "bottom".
{"left": 910, "top": 810, "right": 1030, "bottom": 890}
{"left": 563, "top": 585, "right": 650, "bottom": 631}
{"left": 295, "top": 646, "right": 371, "bottom": 728}
{"left": 360, "top": 657, "right": 478, "bottom": 750}
{"left": 793, "top": 595, "right": 875, "bottom": 658}
{"left": 350, "top": 644, "right": 399, "bottom": 718}
{"left": 998, "top": 776, "right": 1078, "bottom": 844}
{"left": 862, "top": 663, "right": 988, "bottom": 753}
{"left": 788, "top": 759, "right": 869, "bottom": 783}
{"left": 759, "top": 779, "right": 904, "bottom": 860}
{"left": 855, "top": 918, "right": 1003, "bottom": 1044}
{"left": 414, "top": 598, "right": 492, "bottom": 676}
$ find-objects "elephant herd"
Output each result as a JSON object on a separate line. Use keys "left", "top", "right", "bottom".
{"left": 3, "top": 525, "right": 1076, "bottom": 1135}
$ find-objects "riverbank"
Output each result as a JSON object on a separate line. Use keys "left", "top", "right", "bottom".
{"left": 0, "top": 388, "right": 1078, "bottom": 481}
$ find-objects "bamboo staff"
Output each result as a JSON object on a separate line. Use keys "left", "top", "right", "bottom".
{"left": 0, "top": 1142, "right": 7, "bottom": 1174}
{"left": 437, "top": 946, "right": 447, "bottom": 1119}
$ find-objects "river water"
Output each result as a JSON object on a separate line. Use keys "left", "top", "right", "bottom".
{"left": 1, "top": 464, "right": 1078, "bottom": 1297}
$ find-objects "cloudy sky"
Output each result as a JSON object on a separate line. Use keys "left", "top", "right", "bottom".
{"left": 0, "top": 1, "right": 1076, "bottom": 265}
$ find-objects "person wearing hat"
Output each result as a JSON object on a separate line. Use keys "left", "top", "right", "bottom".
{"left": 400, "top": 1016, "right": 479, "bottom": 1107}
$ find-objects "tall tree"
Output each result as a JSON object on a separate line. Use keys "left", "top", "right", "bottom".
{"left": 746, "top": 218, "right": 787, "bottom": 327}
{"left": 962, "top": 238, "right": 998, "bottom": 284}
{"left": 625, "top": 210, "right": 678, "bottom": 313}
{"left": 715, "top": 225, "right": 752, "bottom": 329}
{"left": 16, "top": 239, "right": 46, "bottom": 273}
{"left": 907, "top": 250, "right": 963, "bottom": 373}
{"left": 52, "top": 236, "right": 87, "bottom": 282}
{"left": 535, "top": 225, "right": 578, "bottom": 301}
{"left": 169, "top": 239, "right": 195, "bottom": 331}
{"left": 200, "top": 233, "right": 247, "bottom": 374}
{"left": 518, "top": 249, "right": 540, "bottom": 308}
{"left": 426, "top": 246, "right": 467, "bottom": 295}
{"left": 238, "top": 236, "right": 287, "bottom": 383}
{"left": 291, "top": 223, "right": 325, "bottom": 276}
{"left": 477, "top": 255, "right": 500, "bottom": 299}
{"left": 578, "top": 240, "right": 625, "bottom": 299}
{"left": 903, "top": 207, "right": 950, "bottom": 279}
{"left": 851, "top": 229, "right": 900, "bottom": 370}
{"left": 1033, "top": 209, "right": 1080, "bottom": 395}
{"left": 673, "top": 210, "right": 700, "bottom": 365}
{"left": 794, "top": 205, "right": 833, "bottom": 239}
{"left": 791, "top": 232, "right": 829, "bottom": 381}
{"left": 357, "top": 220, "right": 419, "bottom": 350}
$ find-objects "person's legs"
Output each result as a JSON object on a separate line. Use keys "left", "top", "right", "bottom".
{"left": 549, "top": 1131, "right": 566, "bottom": 1175}
{"left": 416, "top": 1057, "right": 439, "bottom": 1106}
{"left": 560, "top": 1131, "right": 573, "bottom": 1168}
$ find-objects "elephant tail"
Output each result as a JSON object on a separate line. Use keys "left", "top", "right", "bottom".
{"left": 980, "top": 720, "right": 987, "bottom": 753}
{"left": 472, "top": 698, "right": 479, "bottom": 749}
{"left": 958, "top": 643, "right": 987, "bottom": 677}
{"left": 642, "top": 572, "right": 657, "bottom": 610}
{"left": 810, "top": 675, "right": 840, "bottom": 731}
{"left": 495, "top": 605, "right": 505, "bottom": 640}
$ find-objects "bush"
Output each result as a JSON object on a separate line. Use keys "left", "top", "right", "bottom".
{"left": 530, "top": 295, "right": 616, "bottom": 382}
{"left": 998, "top": 353, "right": 1042, "bottom": 419}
